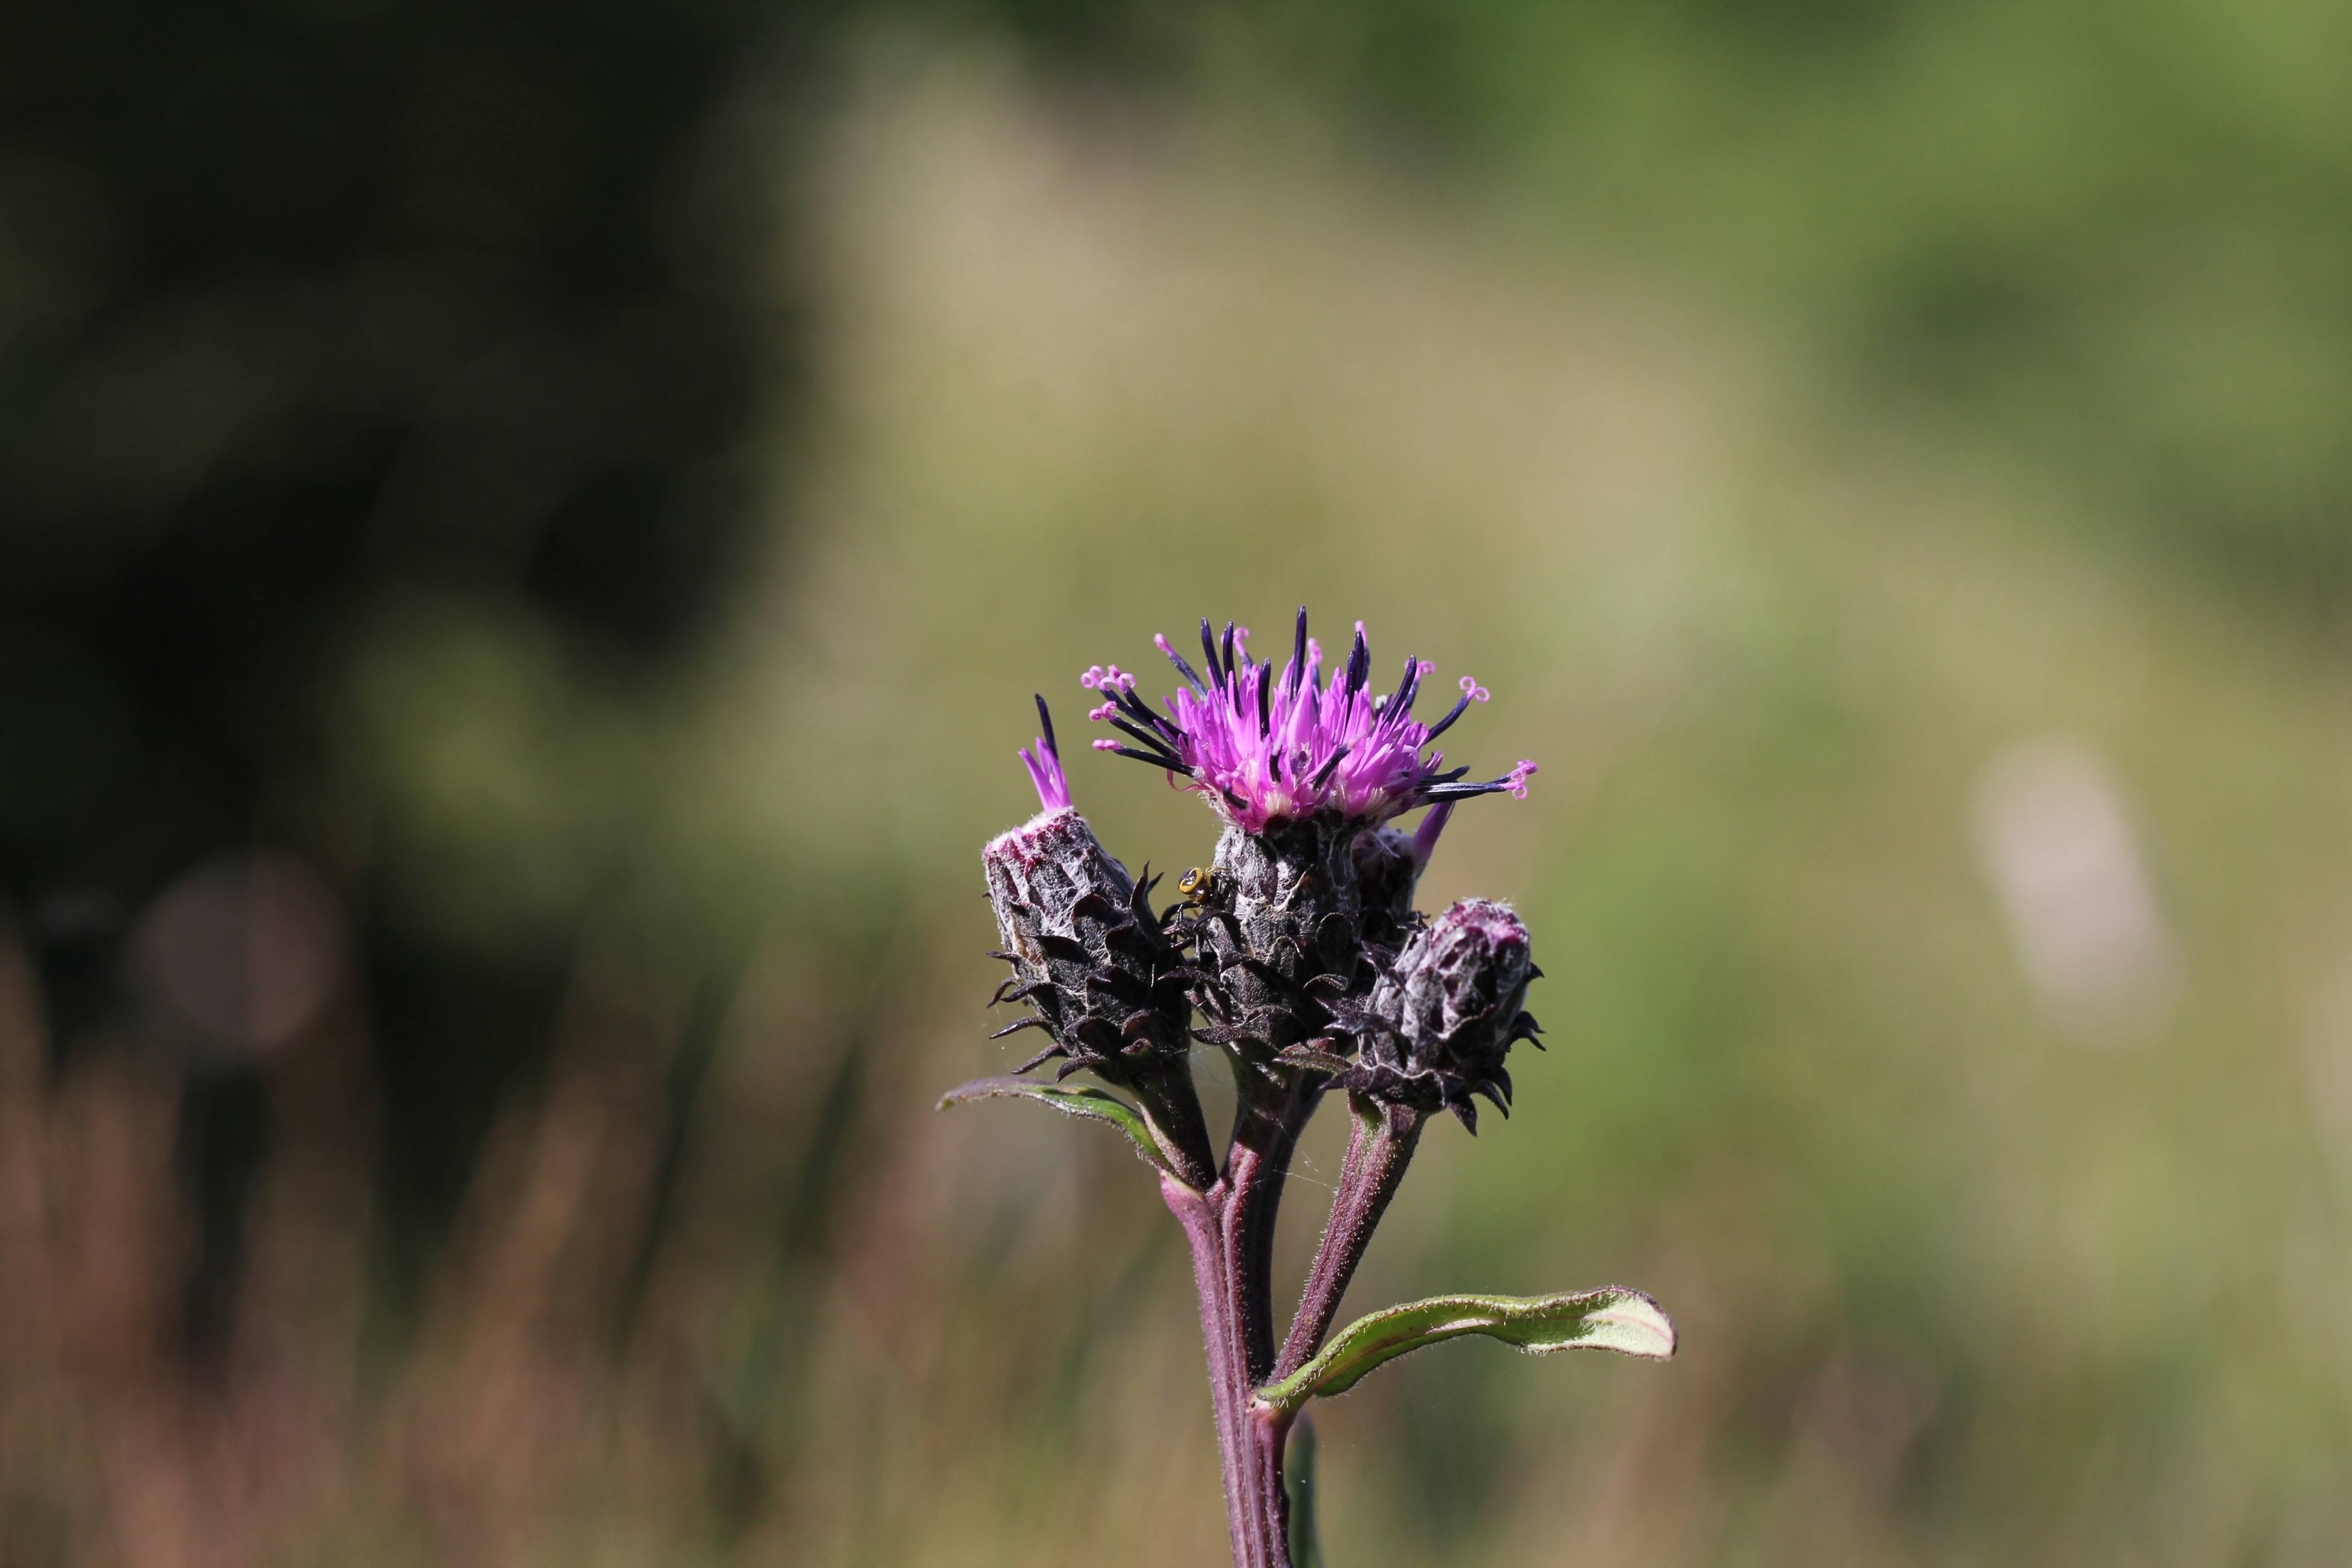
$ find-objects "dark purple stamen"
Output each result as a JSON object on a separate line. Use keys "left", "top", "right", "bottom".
{"left": 1290, "top": 606, "right": 1309, "bottom": 692}
{"left": 1388, "top": 657, "right": 1421, "bottom": 717}
{"left": 1422, "top": 692, "right": 1473, "bottom": 741}
{"left": 1159, "top": 640, "right": 1209, "bottom": 696}
{"left": 1308, "top": 744, "right": 1352, "bottom": 790}
{"left": 1113, "top": 683, "right": 1166, "bottom": 733}
{"left": 1107, "top": 715, "right": 1177, "bottom": 754}
{"left": 1200, "top": 618, "right": 1225, "bottom": 687}
{"left": 1422, "top": 777, "right": 1514, "bottom": 800}
{"left": 1104, "top": 744, "right": 1192, "bottom": 772}
{"left": 1034, "top": 693, "right": 1060, "bottom": 762}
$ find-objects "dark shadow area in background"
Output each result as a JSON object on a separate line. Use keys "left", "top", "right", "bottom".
{"left": 0, "top": 0, "right": 847, "bottom": 1338}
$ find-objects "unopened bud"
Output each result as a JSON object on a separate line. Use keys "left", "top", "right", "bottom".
{"left": 1340, "top": 898, "right": 1541, "bottom": 1130}
{"left": 1190, "top": 816, "right": 1362, "bottom": 1056}
{"left": 983, "top": 806, "right": 1194, "bottom": 1082}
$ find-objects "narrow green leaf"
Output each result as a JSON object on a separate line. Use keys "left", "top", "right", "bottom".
{"left": 936, "top": 1075, "right": 1167, "bottom": 1175}
{"left": 1255, "top": 1288, "right": 1675, "bottom": 1413}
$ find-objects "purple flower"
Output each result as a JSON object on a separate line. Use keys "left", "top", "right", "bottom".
{"left": 1081, "top": 608, "right": 1535, "bottom": 833}
{"left": 1017, "top": 694, "right": 1072, "bottom": 812}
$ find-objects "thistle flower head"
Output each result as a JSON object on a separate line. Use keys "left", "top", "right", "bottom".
{"left": 1335, "top": 897, "right": 1542, "bottom": 1130}
{"left": 1083, "top": 608, "right": 1535, "bottom": 834}
{"left": 983, "top": 700, "right": 1194, "bottom": 1083}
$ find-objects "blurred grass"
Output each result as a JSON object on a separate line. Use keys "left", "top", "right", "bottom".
{"left": 12, "top": 20, "right": 2352, "bottom": 1568}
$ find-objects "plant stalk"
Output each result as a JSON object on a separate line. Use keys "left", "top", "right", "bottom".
{"left": 1130, "top": 1068, "right": 1218, "bottom": 1192}
{"left": 1165, "top": 1162, "right": 1296, "bottom": 1568}
{"left": 1234, "top": 1068, "right": 1324, "bottom": 1380}
{"left": 1275, "top": 1096, "right": 1424, "bottom": 1379}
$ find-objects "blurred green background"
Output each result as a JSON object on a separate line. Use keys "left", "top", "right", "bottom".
{"left": 7, "top": 3, "right": 2352, "bottom": 1564}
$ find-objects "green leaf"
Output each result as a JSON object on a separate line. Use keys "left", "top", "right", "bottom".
{"left": 1255, "top": 1288, "right": 1676, "bottom": 1413}
{"left": 937, "top": 1076, "right": 1167, "bottom": 1175}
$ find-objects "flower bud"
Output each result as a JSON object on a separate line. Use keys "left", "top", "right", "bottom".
{"left": 1350, "top": 826, "right": 1418, "bottom": 956}
{"left": 1189, "top": 815, "right": 1363, "bottom": 1056}
{"left": 1350, "top": 802, "right": 1450, "bottom": 959}
{"left": 1339, "top": 898, "right": 1541, "bottom": 1129}
{"left": 983, "top": 805, "right": 1195, "bottom": 1082}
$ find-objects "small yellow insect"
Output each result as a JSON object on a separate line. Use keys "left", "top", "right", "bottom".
{"left": 1177, "top": 866, "right": 1216, "bottom": 906}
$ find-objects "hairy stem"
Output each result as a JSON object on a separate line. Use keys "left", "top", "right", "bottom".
{"left": 1275, "top": 1096, "right": 1424, "bottom": 1379}
{"left": 1232, "top": 1069, "right": 1325, "bottom": 1380}
{"left": 1166, "top": 1166, "right": 1294, "bottom": 1568}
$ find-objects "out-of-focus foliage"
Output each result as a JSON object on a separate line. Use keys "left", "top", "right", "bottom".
{"left": 0, "top": 0, "right": 834, "bottom": 1273}
{"left": 991, "top": 0, "right": 2352, "bottom": 600}
{"left": 7, "top": 6, "right": 2352, "bottom": 1567}
{"left": 734, "top": 72, "right": 2352, "bottom": 1562}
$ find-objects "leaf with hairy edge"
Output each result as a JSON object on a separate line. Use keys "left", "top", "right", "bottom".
{"left": 937, "top": 1076, "right": 1167, "bottom": 1174}
{"left": 1254, "top": 1288, "right": 1675, "bottom": 1413}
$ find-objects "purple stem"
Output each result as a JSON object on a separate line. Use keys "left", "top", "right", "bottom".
{"left": 1235, "top": 1073, "right": 1326, "bottom": 1380}
{"left": 1165, "top": 1164, "right": 1296, "bottom": 1568}
{"left": 1275, "top": 1096, "right": 1424, "bottom": 1381}
{"left": 1166, "top": 1060, "right": 1371, "bottom": 1566}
